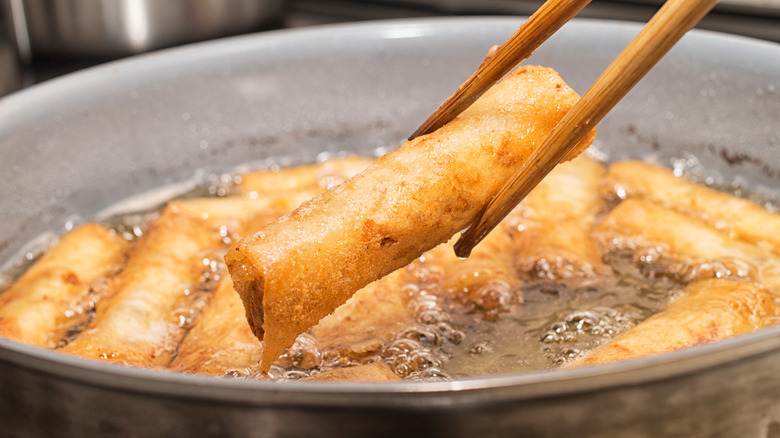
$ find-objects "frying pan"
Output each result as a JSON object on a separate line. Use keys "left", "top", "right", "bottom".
{"left": 0, "top": 17, "right": 779, "bottom": 437}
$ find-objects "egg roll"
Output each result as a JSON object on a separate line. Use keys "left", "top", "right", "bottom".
{"left": 594, "top": 198, "right": 780, "bottom": 290}
{"left": 421, "top": 225, "right": 520, "bottom": 318}
{"left": 574, "top": 278, "right": 780, "bottom": 366}
{"left": 226, "top": 65, "right": 596, "bottom": 372}
{"left": 173, "top": 190, "right": 410, "bottom": 376}
{"left": 302, "top": 362, "right": 401, "bottom": 382}
{"left": 169, "top": 275, "right": 263, "bottom": 375}
{"left": 170, "top": 191, "right": 318, "bottom": 223}
{"left": 605, "top": 160, "right": 780, "bottom": 254}
{"left": 311, "top": 269, "right": 413, "bottom": 361}
{"left": 507, "top": 155, "right": 607, "bottom": 280}
{"left": 0, "top": 224, "right": 128, "bottom": 348}
{"left": 169, "top": 211, "right": 284, "bottom": 376}
{"left": 60, "top": 207, "right": 222, "bottom": 366}
{"left": 236, "top": 156, "right": 374, "bottom": 197}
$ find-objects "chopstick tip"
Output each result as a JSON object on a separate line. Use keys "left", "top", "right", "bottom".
{"left": 409, "top": 120, "right": 435, "bottom": 141}
{"left": 453, "top": 213, "right": 492, "bottom": 259}
{"left": 453, "top": 237, "right": 474, "bottom": 259}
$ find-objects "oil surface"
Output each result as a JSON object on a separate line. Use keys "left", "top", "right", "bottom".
{"left": 1, "top": 153, "right": 778, "bottom": 382}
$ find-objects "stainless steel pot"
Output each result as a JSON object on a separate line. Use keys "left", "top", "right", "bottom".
{"left": 11, "top": 0, "right": 285, "bottom": 56}
{"left": 1, "top": 17, "right": 779, "bottom": 437}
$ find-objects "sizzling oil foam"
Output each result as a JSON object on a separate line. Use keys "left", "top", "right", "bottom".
{"left": 2, "top": 154, "right": 779, "bottom": 381}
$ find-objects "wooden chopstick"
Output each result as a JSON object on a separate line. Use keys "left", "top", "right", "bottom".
{"left": 408, "top": 0, "right": 592, "bottom": 140}
{"left": 453, "top": 0, "right": 719, "bottom": 258}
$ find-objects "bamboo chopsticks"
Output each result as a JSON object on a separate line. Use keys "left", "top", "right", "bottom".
{"left": 409, "top": 0, "right": 592, "bottom": 140}
{"left": 415, "top": 0, "right": 719, "bottom": 257}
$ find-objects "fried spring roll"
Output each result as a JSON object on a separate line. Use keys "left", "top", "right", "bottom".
{"left": 0, "top": 224, "right": 128, "bottom": 348}
{"left": 594, "top": 199, "right": 780, "bottom": 290}
{"left": 302, "top": 362, "right": 401, "bottom": 382}
{"left": 171, "top": 277, "right": 411, "bottom": 378}
{"left": 60, "top": 208, "right": 221, "bottom": 366}
{"left": 226, "top": 65, "right": 596, "bottom": 372}
{"left": 605, "top": 160, "right": 780, "bottom": 254}
{"left": 236, "top": 156, "right": 374, "bottom": 196}
{"left": 169, "top": 276, "right": 263, "bottom": 375}
{"left": 169, "top": 211, "right": 283, "bottom": 375}
{"left": 312, "top": 227, "right": 516, "bottom": 366}
{"left": 172, "top": 199, "right": 347, "bottom": 376}
{"left": 508, "top": 155, "right": 607, "bottom": 280}
{"left": 170, "top": 191, "right": 318, "bottom": 222}
{"left": 311, "top": 270, "right": 413, "bottom": 360}
{"left": 573, "top": 278, "right": 780, "bottom": 366}
{"left": 422, "top": 226, "right": 519, "bottom": 317}
{"left": 173, "top": 206, "right": 323, "bottom": 376}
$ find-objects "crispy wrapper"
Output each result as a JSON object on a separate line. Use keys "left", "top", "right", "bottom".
{"left": 421, "top": 227, "right": 519, "bottom": 318}
{"left": 594, "top": 198, "right": 780, "bottom": 290}
{"left": 507, "top": 155, "right": 607, "bottom": 280}
{"left": 60, "top": 207, "right": 221, "bottom": 367}
{"left": 169, "top": 276, "right": 263, "bottom": 375}
{"left": 302, "top": 362, "right": 401, "bottom": 382}
{"left": 311, "top": 269, "right": 412, "bottom": 360}
{"left": 236, "top": 156, "right": 374, "bottom": 196}
{"left": 574, "top": 278, "right": 780, "bottom": 366}
{"left": 226, "top": 66, "right": 596, "bottom": 372}
{"left": 0, "top": 224, "right": 128, "bottom": 348}
{"left": 605, "top": 160, "right": 780, "bottom": 255}
{"left": 170, "top": 191, "right": 318, "bottom": 223}
{"left": 169, "top": 211, "right": 282, "bottom": 376}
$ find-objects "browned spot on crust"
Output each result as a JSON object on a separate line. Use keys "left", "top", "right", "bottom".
{"left": 706, "top": 320, "right": 720, "bottom": 340}
{"left": 62, "top": 271, "right": 80, "bottom": 285}
{"left": 445, "top": 194, "right": 473, "bottom": 217}
{"left": 686, "top": 320, "right": 718, "bottom": 346}
{"left": 612, "top": 344, "right": 632, "bottom": 353}
{"left": 380, "top": 236, "right": 397, "bottom": 247}
{"left": 453, "top": 165, "right": 481, "bottom": 187}
{"left": 495, "top": 135, "right": 521, "bottom": 168}
{"left": 361, "top": 218, "right": 380, "bottom": 243}
{"left": 361, "top": 218, "right": 395, "bottom": 245}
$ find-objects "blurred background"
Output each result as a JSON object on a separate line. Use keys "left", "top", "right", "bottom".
{"left": 1, "top": 0, "right": 779, "bottom": 97}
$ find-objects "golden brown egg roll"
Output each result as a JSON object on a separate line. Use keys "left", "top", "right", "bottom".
{"left": 226, "top": 65, "right": 596, "bottom": 373}
{"left": 173, "top": 200, "right": 363, "bottom": 377}
{"left": 309, "top": 227, "right": 517, "bottom": 370}
{"left": 236, "top": 156, "right": 374, "bottom": 197}
{"left": 573, "top": 278, "right": 780, "bottom": 366}
{"left": 593, "top": 198, "right": 780, "bottom": 290}
{"left": 421, "top": 226, "right": 519, "bottom": 318}
{"left": 169, "top": 211, "right": 285, "bottom": 376}
{"left": 169, "top": 276, "right": 263, "bottom": 376}
{"left": 302, "top": 362, "right": 401, "bottom": 382}
{"left": 0, "top": 224, "right": 128, "bottom": 348}
{"left": 605, "top": 160, "right": 780, "bottom": 255}
{"left": 60, "top": 207, "right": 222, "bottom": 367}
{"left": 310, "top": 269, "right": 413, "bottom": 361}
{"left": 170, "top": 191, "right": 318, "bottom": 223}
{"left": 507, "top": 155, "right": 607, "bottom": 280}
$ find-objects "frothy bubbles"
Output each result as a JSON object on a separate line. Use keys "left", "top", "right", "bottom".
{"left": 541, "top": 306, "right": 638, "bottom": 365}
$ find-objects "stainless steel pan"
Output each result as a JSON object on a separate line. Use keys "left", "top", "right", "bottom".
{"left": 1, "top": 18, "right": 779, "bottom": 437}
{"left": 10, "top": 0, "right": 285, "bottom": 57}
